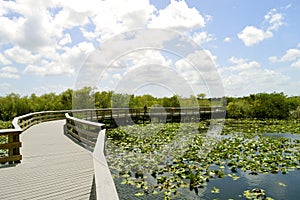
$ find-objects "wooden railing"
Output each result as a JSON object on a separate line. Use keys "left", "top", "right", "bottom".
{"left": 0, "top": 106, "right": 225, "bottom": 165}
{"left": 65, "top": 113, "right": 105, "bottom": 150}
{"left": 0, "top": 110, "right": 69, "bottom": 165}
{"left": 0, "top": 106, "right": 225, "bottom": 199}
{"left": 12, "top": 110, "right": 68, "bottom": 130}
{"left": 0, "top": 129, "right": 22, "bottom": 164}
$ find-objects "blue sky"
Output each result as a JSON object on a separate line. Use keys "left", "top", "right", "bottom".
{"left": 0, "top": 0, "right": 299, "bottom": 97}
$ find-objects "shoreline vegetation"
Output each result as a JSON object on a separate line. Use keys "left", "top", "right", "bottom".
{"left": 1, "top": 87, "right": 299, "bottom": 199}
{"left": 0, "top": 87, "right": 299, "bottom": 125}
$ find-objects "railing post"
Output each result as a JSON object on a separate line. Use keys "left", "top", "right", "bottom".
{"left": 8, "top": 133, "right": 21, "bottom": 164}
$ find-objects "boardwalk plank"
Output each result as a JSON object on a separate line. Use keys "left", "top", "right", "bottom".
{"left": 0, "top": 120, "right": 94, "bottom": 200}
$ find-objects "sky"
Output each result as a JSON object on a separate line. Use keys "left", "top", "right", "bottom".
{"left": 0, "top": 0, "right": 300, "bottom": 98}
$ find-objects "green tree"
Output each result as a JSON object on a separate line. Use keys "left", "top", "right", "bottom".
{"left": 72, "top": 87, "right": 94, "bottom": 109}
{"left": 59, "top": 89, "right": 73, "bottom": 110}
{"left": 226, "top": 100, "right": 252, "bottom": 118}
{"left": 250, "top": 92, "right": 289, "bottom": 119}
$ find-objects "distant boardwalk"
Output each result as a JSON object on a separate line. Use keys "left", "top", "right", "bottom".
{"left": 0, "top": 120, "right": 94, "bottom": 200}
{"left": 0, "top": 107, "right": 225, "bottom": 199}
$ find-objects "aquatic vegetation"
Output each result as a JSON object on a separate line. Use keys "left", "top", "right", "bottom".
{"left": 222, "top": 119, "right": 300, "bottom": 135}
{"left": 105, "top": 120, "right": 300, "bottom": 199}
{"left": 243, "top": 188, "right": 274, "bottom": 200}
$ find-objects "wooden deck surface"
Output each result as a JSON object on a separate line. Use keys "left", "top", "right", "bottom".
{"left": 0, "top": 120, "right": 94, "bottom": 200}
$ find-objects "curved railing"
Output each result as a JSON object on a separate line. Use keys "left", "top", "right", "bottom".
{"left": 0, "top": 110, "right": 69, "bottom": 164}
{"left": 0, "top": 106, "right": 225, "bottom": 199}
{"left": 0, "top": 107, "right": 225, "bottom": 164}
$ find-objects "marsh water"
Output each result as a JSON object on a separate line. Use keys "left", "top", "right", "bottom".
{"left": 107, "top": 122, "right": 300, "bottom": 200}
{"left": 115, "top": 168, "right": 300, "bottom": 199}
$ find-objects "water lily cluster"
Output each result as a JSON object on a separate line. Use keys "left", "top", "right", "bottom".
{"left": 105, "top": 120, "right": 300, "bottom": 199}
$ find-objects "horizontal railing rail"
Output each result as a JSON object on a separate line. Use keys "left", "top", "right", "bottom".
{"left": 0, "top": 106, "right": 225, "bottom": 165}
{"left": 1, "top": 110, "right": 70, "bottom": 165}
{"left": 0, "top": 106, "right": 225, "bottom": 199}
{"left": 0, "top": 129, "right": 22, "bottom": 164}
{"left": 70, "top": 106, "right": 226, "bottom": 120}
{"left": 65, "top": 113, "right": 105, "bottom": 150}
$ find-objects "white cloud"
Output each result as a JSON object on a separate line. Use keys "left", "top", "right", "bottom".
{"left": 221, "top": 58, "right": 290, "bottom": 96}
{"left": 111, "top": 50, "right": 172, "bottom": 69}
{"left": 59, "top": 33, "right": 72, "bottom": 46}
{"left": 112, "top": 73, "right": 122, "bottom": 80}
{"left": 279, "top": 49, "right": 300, "bottom": 62}
{"left": 264, "top": 9, "right": 284, "bottom": 31}
{"left": 1, "top": 66, "right": 18, "bottom": 73}
{"left": 60, "top": 41, "right": 95, "bottom": 68}
{"left": 238, "top": 26, "right": 273, "bottom": 46}
{"left": 192, "top": 32, "right": 214, "bottom": 45}
{"left": 0, "top": 53, "right": 11, "bottom": 65}
{"left": 23, "top": 41, "right": 94, "bottom": 77}
{"left": 0, "top": 16, "right": 26, "bottom": 45}
{"left": 228, "top": 57, "right": 247, "bottom": 64}
{"left": 228, "top": 60, "right": 260, "bottom": 71}
{"left": 24, "top": 62, "right": 74, "bottom": 76}
{"left": 52, "top": 5, "right": 90, "bottom": 29}
{"left": 268, "top": 56, "right": 277, "bottom": 63}
{"left": 228, "top": 57, "right": 260, "bottom": 71}
{"left": 87, "top": 0, "right": 156, "bottom": 42}
{"left": 224, "top": 37, "right": 231, "bottom": 42}
{"left": 0, "top": 66, "right": 20, "bottom": 79}
{"left": 148, "top": 0, "right": 205, "bottom": 32}
{"left": 238, "top": 8, "right": 284, "bottom": 46}
{"left": 291, "top": 60, "right": 300, "bottom": 68}
{"left": 269, "top": 48, "right": 300, "bottom": 63}
{"left": 4, "top": 46, "right": 41, "bottom": 64}
{"left": 175, "top": 50, "right": 219, "bottom": 84}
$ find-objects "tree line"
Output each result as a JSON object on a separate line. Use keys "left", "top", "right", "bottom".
{"left": 226, "top": 92, "right": 300, "bottom": 119}
{"left": 0, "top": 87, "right": 299, "bottom": 122}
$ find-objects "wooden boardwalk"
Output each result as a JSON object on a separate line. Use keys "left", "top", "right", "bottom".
{"left": 0, "top": 120, "right": 95, "bottom": 200}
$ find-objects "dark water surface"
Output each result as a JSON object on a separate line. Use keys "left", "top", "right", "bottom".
{"left": 113, "top": 132, "right": 300, "bottom": 199}
{"left": 116, "top": 169, "right": 300, "bottom": 199}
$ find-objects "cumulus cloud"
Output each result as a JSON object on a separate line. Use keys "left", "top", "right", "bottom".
{"left": 269, "top": 48, "right": 300, "bottom": 68}
{"left": 4, "top": 46, "right": 41, "bottom": 64}
{"left": 86, "top": 0, "right": 156, "bottom": 42}
{"left": 0, "top": 0, "right": 213, "bottom": 80}
{"left": 59, "top": 33, "right": 72, "bottom": 46}
{"left": 221, "top": 58, "right": 290, "bottom": 96}
{"left": 192, "top": 32, "right": 214, "bottom": 45}
{"left": 265, "top": 9, "right": 284, "bottom": 31}
{"left": 278, "top": 49, "right": 300, "bottom": 62}
{"left": 228, "top": 57, "right": 247, "bottom": 64}
{"left": 0, "top": 66, "right": 20, "bottom": 79}
{"left": 291, "top": 60, "right": 300, "bottom": 68}
{"left": 174, "top": 50, "right": 224, "bottom": 97}
{"left": 0, "top": 53, "right": 11, "bottom": 65}
{"left": 238, "top": 8, "right": 284, "bottom": 46}
{"left": 111, "top": 50, "right": 172, "bottom": 69}
{"left": 228, "top": 57, "right": 260, "bottom": 71}
{"left": 148, "top": 0, "right": 205, "bottom": 31}
{"left": 24, "top": 62, "right": 74, "bottom": 76}
{"left": 23, "top": 41, "right": 95, "bottom": 76}
{"left": 224, "top": 37, "right": 231, "bottom": 42}
{"left": 238, "top": 26, "right": 273, "bottom": 46}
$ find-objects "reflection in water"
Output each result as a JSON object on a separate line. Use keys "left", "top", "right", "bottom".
{"left": 112, "top": 130, "right": 300, "bottom": 199}
{"left": 116, "top": 169, "right": 300, "bottom": 199}
{"left": 263, "top": 132, "right": 300, "bottom": 140}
